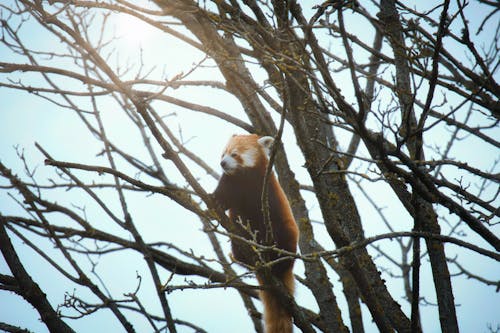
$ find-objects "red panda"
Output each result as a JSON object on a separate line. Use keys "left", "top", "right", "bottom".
{"left": 213, "top": 134, "right": 299, "bottom": 333}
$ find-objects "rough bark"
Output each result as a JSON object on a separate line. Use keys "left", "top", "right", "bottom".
{"left": 378, "top": 1, "right": 459, "bottom": 332}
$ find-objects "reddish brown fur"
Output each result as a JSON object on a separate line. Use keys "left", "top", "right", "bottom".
{"left": 213, "top": 134, "right": 299, "bottom": 333}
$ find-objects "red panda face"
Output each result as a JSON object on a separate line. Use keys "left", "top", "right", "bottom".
{"left": 220, "top": 134, "right": 274, "bottom": 175}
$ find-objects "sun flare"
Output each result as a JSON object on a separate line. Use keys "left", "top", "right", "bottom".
{"left": 115, "top": 14, "right": 154, "bottom": 46}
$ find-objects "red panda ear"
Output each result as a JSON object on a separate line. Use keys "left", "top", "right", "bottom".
{"left": 257, "top": 136, "right": 274, "bottom": 154}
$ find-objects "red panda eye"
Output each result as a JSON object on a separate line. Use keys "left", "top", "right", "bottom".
{"left": 231, "top": 152, "right": 238, "bottom": 158}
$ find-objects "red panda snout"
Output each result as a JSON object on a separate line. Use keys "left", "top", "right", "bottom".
{"left": 220, "top": 153, "right": 239, "bottom": 175}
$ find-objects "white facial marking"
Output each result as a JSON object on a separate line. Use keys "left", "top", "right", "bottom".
{"left": 240, "top": 148, "right": 258, "bottom": 167}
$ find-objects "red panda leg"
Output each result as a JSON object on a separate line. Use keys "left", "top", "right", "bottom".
{"left": 257, "top": 268, "right": 294, "bottom": 333}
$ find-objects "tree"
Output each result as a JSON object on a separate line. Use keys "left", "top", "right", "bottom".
{"left": 0, "top": 0, "right": 498, "bottom": 332}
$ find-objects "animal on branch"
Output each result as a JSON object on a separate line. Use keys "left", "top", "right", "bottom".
{"left": 213, "top": 134, "right": 299, "bottom": 333}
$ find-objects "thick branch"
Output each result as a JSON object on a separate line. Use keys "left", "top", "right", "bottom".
{"left": 0, "top": 223, "right": 76, "bottom": 333}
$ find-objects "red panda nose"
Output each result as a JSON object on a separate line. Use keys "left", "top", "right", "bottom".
{"left": 220, "top": 160, "right": 227, "bottom": 169}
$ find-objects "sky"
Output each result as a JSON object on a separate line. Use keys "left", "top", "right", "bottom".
{"left": 0, "top": 1, "right": 499, "bottom": 333}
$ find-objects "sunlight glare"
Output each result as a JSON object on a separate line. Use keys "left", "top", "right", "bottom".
{"left": 116, "top": 13, "right": 154, "bottom": 46}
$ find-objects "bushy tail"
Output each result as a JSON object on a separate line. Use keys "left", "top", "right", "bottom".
{"left": 257, "top": 268, "right": 295, "bottom": 333}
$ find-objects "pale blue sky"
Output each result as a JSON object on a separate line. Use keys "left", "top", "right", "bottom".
{"left": 0, "top": 1, "right": 498, "bottom": 332}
